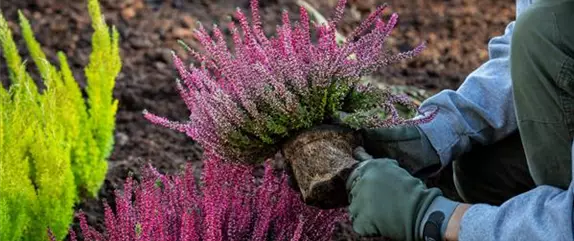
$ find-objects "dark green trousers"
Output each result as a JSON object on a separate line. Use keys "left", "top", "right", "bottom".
{"left": 445, "top": 0, "right": 574, "bottom": 205}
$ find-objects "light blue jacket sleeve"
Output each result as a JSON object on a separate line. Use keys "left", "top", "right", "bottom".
{"left": 459, "top": 140, "right": 574, "bottom": 241}
{"left": 415, "top": 0, "right": 574, "bottom": 239}
{"left": 417, "top": 0, "right": 534, "bottom": 165}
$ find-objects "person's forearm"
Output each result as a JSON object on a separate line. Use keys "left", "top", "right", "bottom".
{"left": 418, "top": 20, "right": 517, "bottom": 164}
{"left": 417, "top": 0, "right": 534, "bottom": 165}
{"left": 457, "top": 184, "right": 574, "bottom": 241}
{"left": 444, "top": 204, "right": 471, "bottom": 241}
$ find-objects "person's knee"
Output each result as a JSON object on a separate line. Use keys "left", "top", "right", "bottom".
{"left": 512, "top": 3, "right": 555, "bottom": 49}
{"left": 510, "top": 3, "right": 569, "bottom": 82}
{"left": 511, "top": 5, "right": 555, "bottom": 70}
{"left": 509, "top": 3, "right": 566, "bottom": 113}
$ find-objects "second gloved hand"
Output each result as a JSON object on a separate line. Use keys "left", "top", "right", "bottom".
{"left": 334, "top": 111, "right": 442, "bottom": 178}
{"left": 346, "top": 147, "right": 460, "bottom": 241}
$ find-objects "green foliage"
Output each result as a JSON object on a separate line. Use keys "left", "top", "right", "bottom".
{"left": 340, "top": 84, "right": 420, "bottom": 129}
{"left": 227, "top": 78, "right": 421, "bottom": 161}
{"left": 0, "top": 0, "right": 121, "bottom": 240}
{"left": 225, "top": 78, "right": 374, "bottom": 164}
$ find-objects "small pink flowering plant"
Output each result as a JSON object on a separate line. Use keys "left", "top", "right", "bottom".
{"left": 52, "top": 157, "right": 345, "bottom": 241}
{"left": 144, "top": 0, "right": 435, "bottom": 164}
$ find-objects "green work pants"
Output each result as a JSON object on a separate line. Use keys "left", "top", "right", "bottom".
{"left": 444, "top": 0, "right": 574, "bottom": 205}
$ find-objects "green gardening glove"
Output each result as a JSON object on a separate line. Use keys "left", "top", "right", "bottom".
{"left": 346, "top": 147, "right": 460, "bottom": 241}
{"left": 334, "top": 111, "right": 442, "bottom": 178}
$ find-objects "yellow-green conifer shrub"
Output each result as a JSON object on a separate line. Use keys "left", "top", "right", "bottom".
{"left": 0, "top": 0, "right": 121, "bottom": 240}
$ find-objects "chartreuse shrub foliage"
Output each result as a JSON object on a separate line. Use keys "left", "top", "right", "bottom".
{"left": 0, "top": 0, "right": 121, "bottom": 240}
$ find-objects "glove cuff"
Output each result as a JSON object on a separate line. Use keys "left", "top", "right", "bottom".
{"left": 410, "top": 126, "right": 443, "bottom": 178}
{"left": 418, "top": 196, "right": 460, "bottom": 241}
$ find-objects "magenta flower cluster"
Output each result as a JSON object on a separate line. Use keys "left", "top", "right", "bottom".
{"left": 43, "top": 1, "right": 438, "bottom": 240}
{"left": 57, "top": 156, "right": 346, "bottom": 241}
{"left": 143, "top": 0, "right": 432, "bottom": 164}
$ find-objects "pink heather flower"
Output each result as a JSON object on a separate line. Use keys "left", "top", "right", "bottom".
{"left": 143, "top": 0, "right": 434, "bottom": 163}
{"left": 66, "top": 157, "right": 346, "bottom": 241}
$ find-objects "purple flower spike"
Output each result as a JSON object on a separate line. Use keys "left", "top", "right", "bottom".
{"left": 144, "top": 0, "right": 432, "bottom": 163}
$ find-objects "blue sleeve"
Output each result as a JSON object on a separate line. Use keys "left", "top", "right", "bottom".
{"left": 459, "top": 140, "right": 574, "bottom": 241}
{"left": 417, "top": 0, "right": 534, "bottom": 165}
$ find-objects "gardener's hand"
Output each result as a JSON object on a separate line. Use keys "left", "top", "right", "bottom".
{"left": 333, "top": 111, "right": 442, "bottom": 178}
{"left": 346, "top": 147, "right": 461, "bottom": 241}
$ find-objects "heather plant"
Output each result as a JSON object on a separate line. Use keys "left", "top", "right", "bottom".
{"left": 63, "top": 156, "right": 346, "bottom": 241}
{"left": 144, "top": 0, "right": 436, "bottom": 164}
{"left": 0, "top": 0, "right": 120, "bottom": 240}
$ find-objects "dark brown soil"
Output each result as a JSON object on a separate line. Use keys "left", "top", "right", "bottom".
{"left": 1, "top": 0, "right": 515, "bottom": 240}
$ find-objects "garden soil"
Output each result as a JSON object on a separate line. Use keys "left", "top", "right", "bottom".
{"left": 0, "top": 0, "right": 515, "bottom": 240}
